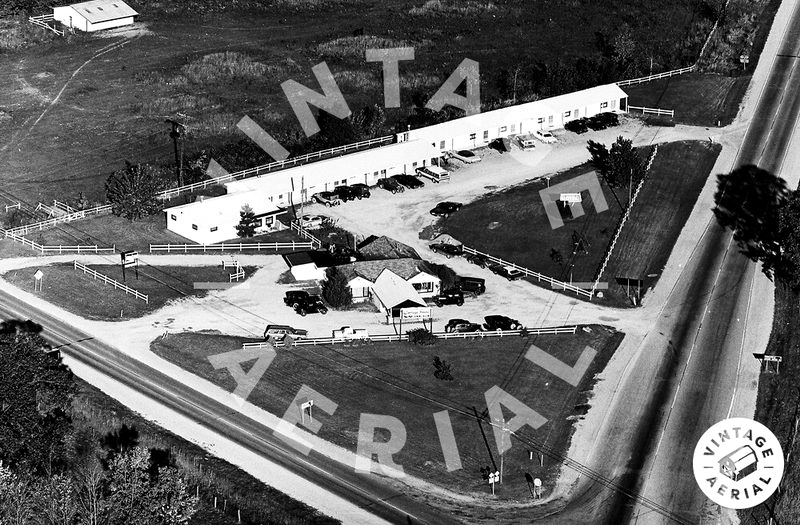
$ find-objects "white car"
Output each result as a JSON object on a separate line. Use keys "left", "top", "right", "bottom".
{"left": 298, "top": 214, "right": 329, "bottom": 229}
{"left": 533, "top": 129, "right": 557, "bottom": 144}
{"left": 449, "top": 150, "right": 481, "bottom": 164}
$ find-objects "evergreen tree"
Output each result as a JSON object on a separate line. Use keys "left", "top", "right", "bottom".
{"left": 322, "top": 266, "right": 353, "bottom": 307}
{"left": 106, "top": 162, "right": 169, "bottom": 221}
{"left": 235, "top": 204, "right": 257, "bottom": 238}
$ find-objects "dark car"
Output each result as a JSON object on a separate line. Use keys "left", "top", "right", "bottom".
{"left": 587, "top": 114, "right": 613, "bottom": 131}
{"left": 483, "top": 315, "right": 522, "bottom": 331}
{"left": 294, "top": 295, "right": 328, "bottom": 316}
{"left": 489, "top": 262, "right": 525, "bottom": 280}
{"left": 455, "top": 276, "right": 486, "bottom": 296}
{"left": 565, "top": 118, "right": 590, "bottom": 134}
{"left": 332, "top": 185, "right": 357, "bottom": 202}
{"left": 350, "top": 183, "right": 371, "bottom": 199}
{"left": 465, "top": 252, "right": 490, "bottom": 268}
{"left": 444, "top": 318, "right": 483, "bottom": 333}
{"left": 432, "top": 288, "right": 464, "bottom": 307}
{"left": 284, "top": 290, "right": 310, "bottom": 308}
{"left": 429, "top": 242, "right": 463, "bottom": 258}
{"left": 596, "top": 112, "right": 620, "bottom": 127}
{"left": 392, "top": 174, "right": 425, "bottom": 189}
{"left": 430, "top": 201, "right": 463, "bottom": 217}
{"left": 376, "top": 177, "right": 405, "bottom": 194}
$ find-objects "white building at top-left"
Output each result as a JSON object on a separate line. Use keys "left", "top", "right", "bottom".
{"left": 53, "top": 0, "right": 138, "bottom": 32}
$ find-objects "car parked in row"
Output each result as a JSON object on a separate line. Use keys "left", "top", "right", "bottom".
{"left": 454, "top": 276, "right": 486, "bottom": 296}
{"left": 294, "top": 295, "right": 328, "bottom": 316}
{"left": 489, "top": 263, "right": 525, "bottom": 280}
{"left": 376, "top": 177, "right": 405, "bottom": 194}
{"left": 444, "top": 318, "right": 484, "bottom": 333}
{"left": 587, "top": 112, "right": 620, "bottom": 131}
{"left": 311, "top": 191, "right": 342, "bottom": 207}
{"left": 392, "top": 174, "right": 425, "bottom": 189}
{"left": 533, "top": 129, "right": 557, "bottom": 144}
{"left": 516, "top": 135, "right": 537, "bottom": 150}
{"left": 429, "top": 201, "right": 463, "bottom": 217}
{"left": 449, "top": 150, "right": 481, "bottom": 164}
{"left": 429, "top": 242, "right": 463, "bottom": 258}
{"left": 432, "top": 288, "right": 464, "bottom": 307}
{"left": 416, "top": 166, "right": 450, "bottom": 183}
{"left": 465, "top": 252, "right": 490, "bottom": 268}
{"left": 350, "top": 183, "right": 371, "bottom": 199}
{"left": 483, "top": 315, "right": 522, "bottom": 331}
{"left": 332, "top": 185, "right": 357, "bottom": 202}
{"left": 565, "top": 118, "right": 590, "bottom": 134}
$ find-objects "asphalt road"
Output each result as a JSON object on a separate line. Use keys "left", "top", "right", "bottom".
{"left": 0, "top": 287, "right": 460, "bottom": 525}
{"left": 544, "top": 1, "right": 800, "bottom": 523}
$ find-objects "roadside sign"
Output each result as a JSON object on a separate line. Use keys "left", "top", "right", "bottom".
{"left": 121, "top": 250, "right": 139, "bottom": 268}
{"left": 763, "top": 355, "right": 782, "bottom": 363}
{"left": 34, "top": 269, "right": 43, "bottom": 280}
{"left": 559, "top": 192, "right": 582, "bottom": 203}
{"left": 400, "top": 307, "right": 431, "bottom": 321}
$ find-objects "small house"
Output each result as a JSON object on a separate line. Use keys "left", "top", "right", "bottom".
{"left": 370, "top": 269, "right": 430, "bottom": 322}
{"left": 335, "top": 258, "right": 440, "bottom": 302}
{"left": 283, "top": 251, "right": 337, "bottom": 282}
{"left": 53, "top": 0, "right": 138, "bottom": 32}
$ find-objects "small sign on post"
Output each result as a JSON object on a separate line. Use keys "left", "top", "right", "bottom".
{"left": 533, "top": 478, "right": 542, "bottom": 499}
{"left": 488, "top": 470, "right": 500, "bottom": 495}
{"left": 121, "top": 251, "right": 139, "bottom": 281}
{"left": 559, "top": 192, "right": 582, "bottom": 206}
{"left": 300, "top": 399, "right": 314, "bottom": 425}
{"left": 33, "top": 269, "right": 43, "bottom": 292}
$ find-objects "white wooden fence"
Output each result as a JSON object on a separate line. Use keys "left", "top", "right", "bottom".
{"left": 229, "top": 266, "right": 245, "bottom": 282}
{"left": 243, "top": 325, "right": 578, "bottom": 349}
{"left": 461, "top": 246, "right": 593, "bottom": 299}
{"left": 627, "top": 106, "right": 675, "bottom": 118}
{"left": 616, "top": 65, "right": 697, "bottom": 87}
{"left": 2, "top": 229, "right": 115, "bottom": 254}
{"left": 6, "top": 204, "right": 112, "bottom": 236}
{"left": 290, "top": 221, "right": 323, "bottom": 249}
{"left": 149, "top": 241, "right": 313, "bottom": 253}
{"left": 28, "top": 14, "right": 64, "bottom": 36}
{"left": 73, "top": 261, "right": 148, "bottom": 303}
{"left": 157, "top": 135, "right": 394, "bottom": 200}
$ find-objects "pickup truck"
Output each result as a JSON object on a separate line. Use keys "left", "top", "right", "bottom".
{"left": 332, "top": 326, "right": 370, "bottom": 340}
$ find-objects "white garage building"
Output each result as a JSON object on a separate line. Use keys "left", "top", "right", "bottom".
{"left": 54, "top": 0, "right": 138, "bottom": 33}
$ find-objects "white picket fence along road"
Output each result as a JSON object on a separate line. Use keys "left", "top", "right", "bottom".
{"left": 149, "top": 241, "right": 314, "bottom": 253}
{"left": 243, "top": 325, "right": 578, "bottom": 349}
{"left": 229, "top": 266, "right": 245, "bottom": 282}
{"left": 156, "top": 135, "right": 394, "bottom": 200}
{"left": 627, "top": 106, "right": 675, "bottom": 118}
{"left": 290, "top": 221, "right": 323, "bottom": 249}
{"left": 6, "top": 204, "right": 112, "bottom": 236}
{"left": 616, "top": 64, "right": 697, "bottom": 87}
{"left": 461, "top": 246, "right": 593, "bottom": 299}
{"left": 1, "top": 229, "right": 116, "bottom": 255}
{"left": 73, "top": 261, "right": 148, "bottom": 303}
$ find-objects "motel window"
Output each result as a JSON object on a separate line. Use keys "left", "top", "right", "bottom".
{"left": 403, "top": 132, "right": 409, "bottom": 141}
{"left": 611, "top": 100, "right": 616, "bottom": 109}
{"left": 537, "top": 118, "right": 544, "bottom": 124}
{"left": 340, "top": 179, "right": 347, "bottom": 185}
{"left": 499, "top": 126, "right": 507, "bottom": 132}
{"left": 483, "top": 130, "right": 489, "bottom": 140}
{"left": 412, "top": 161, "right": 418, "bottom": 168}
{"left": 192, "top": 224, "right": 198, "bottom": 230}
{"left": 269, "top": 196, "right": 273, "bottom": 202}
{"left": 278, "top": 194, "right": 283, "bottom": 200}
{"left": 373, "top": 171, "right": 379, "bottom": 177}
{"left": 266, "top": 216, "right": 274, "bottom": 226}
{"left": 564, "top": 111, "right": 571, "bottom": 117}
{"left": 210, "top": 227, "right": 218, "bottom": 232}
{"left": 548, "top": 115, "right": 553, "bottom": 124}
{"left": 601, "top": 102, "right": 609, "bottom": 109}
{"left": 170, "top": 214, "right": 176, "bottom": 221}
{"left": 440, "top": 140, "right": 446, "bottom": 149}
{"left": 413, "top": 282, "right": 433, "bottom": 293}
{"left": 511, "top": 124, "right": 516, "bottom": 132}
{"left": 469, "top": 133, "right": 476, "bottom": 140}
{"left": 574, "top": 108, "right": 579, "bottom": 117}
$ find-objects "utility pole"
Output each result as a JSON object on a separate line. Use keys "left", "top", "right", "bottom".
{"left": 512, "top": 66, "right": 520, "bottom": 105}
{"left": 165, "top": 119, "right": 185, "bottom": 187}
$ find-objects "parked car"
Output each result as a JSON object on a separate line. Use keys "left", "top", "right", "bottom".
{"left": 263, "top": 324, "right": 308, "bottom": 341}
{"left": 455, "top": 276, "right": 486, "bottom": 296}
{"left": 311, "top": 191, "right": 342, "bottom": 206}
{"left": 332, "top": 326, "right": 370, "bottom": 340}
{"left": 450, "top": 150, "right": 481, "bottom": 164}
{"left": 350, "top": 183, "right": 371, "bottom": 199}
{"left": 392, "top": 174, "right": 425, "bottom": 189}
{"left": 465, "top": 252, "right": 490, "bottom": 268}
{"left": 429, "top": 242, "right": 463, "bottom": 258}
{"left": 297, "top": 214, "right": 329, "bottom": 229}
{"left": 587, "top": 115, "right": 609, "bottom": 131}
{"left": 595, "top": 112, "right": 620, "bottom": 127}
{"left": 376, "top": 177, "right": 405, "bottom": 194}
{"left": 516, "top": 135, "right": 537, "bottom": 150}
{"left": 332, "top": 185, "right": 357, "bottom": 202}
{"left": 533, "top": 129, "right": 557, "bottom": 144}
{"left": 565, "top": 118, "right": 590, "bottom": 134}
{"left": 429, "top": 201, "right": 463, "bottom": 217}
{"left": 294, "top": 295, "right": 328, "bottom": 316}
{"left": 432, "top": 288, "right": 464, "bottom": 307}
{"left": 416, "top": 166, "right": 450, "bottom": 183}
{"left": 445, "top": 318, "right": 483, "bottom": 333}
{"left": 284, "top": 290, "right": 310, "bottom": 308}
{"left": 489, "top": 263, "right": 525, "bottom": 280}
{"left": 483, "top": 315, "right": 522, "bottom": 331}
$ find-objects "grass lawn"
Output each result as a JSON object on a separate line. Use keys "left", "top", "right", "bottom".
{"left": 623, "top": 72, "right": 751, "bottom": 127}
{"left": 151, "top": 326, "right": 624, "bottom": 500}
{"left": 603, "top": 140, "right": 721, "bottom": 303}
{"left": 3, "top": 263, "right": 256, "bottom": 320}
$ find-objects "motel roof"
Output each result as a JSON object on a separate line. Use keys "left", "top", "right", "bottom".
{"left": 58, "top": 0, "right": 138, "bottom": 23}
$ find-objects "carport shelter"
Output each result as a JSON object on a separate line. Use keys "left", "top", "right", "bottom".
{"left": 283, "top": 251, "right": 337, "bottom": 281}
{"left": 370, "top": 269, "right": 427, "bottom": 320}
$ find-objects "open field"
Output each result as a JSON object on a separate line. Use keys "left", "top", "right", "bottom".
{"left": 3, "top": 262, "right": 256, "bottom": 320}
{"left": 0, "top": 0, "right": 714, "bottom": 209}
{"left": 603, "top": 140, "right": 722, "bottom": 302}
{"left": 624, "top": 72, "right": 751, "bottom": 126}
{"left": 151, "top": 326, "right": 624, "bottom": 502}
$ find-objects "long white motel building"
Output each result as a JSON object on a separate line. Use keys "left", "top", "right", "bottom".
{"left": 165, "top": 83, "right": 628, "bottom": 244}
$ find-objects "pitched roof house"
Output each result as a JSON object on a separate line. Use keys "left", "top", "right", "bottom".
{"left": 335, "top": 258, "right": 440, "bottom": 302}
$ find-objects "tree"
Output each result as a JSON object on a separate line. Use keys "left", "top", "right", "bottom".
{"left": 0, "top": 463, "right": 35, "bottom": 525}
{"left": 587, "top": 137, "right": 645, "bottom": 192}
{"left": 35, "top": 473, "right": 77, "bottom": 525}
{"left": 777, "top": 189, "right": 800, "bottom": 288}
{"left": 433, "top": 356, "right": 454, "bottom": 381}
{"left": 235, "top": 204, "right": 257, "bottom": 238}
{"left": 587, "top": 140, "right": 610, "bottom": 178}
{"left": 106, "top": 162, "right": 169, "bottom": 221}
{"left": 713, "top": 165, "right": 789, "bottom": 280}
{"left": 322, "top": 266, "right": 352, "bottom": 307}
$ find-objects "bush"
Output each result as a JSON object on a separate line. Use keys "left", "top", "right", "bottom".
{"left": 407, "top": 328, "right": 436, "bottom": 346}
{"left": 322, "top": 266, "right": 353, "bottom": 307}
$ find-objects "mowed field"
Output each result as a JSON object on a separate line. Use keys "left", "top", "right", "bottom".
{"left": 3, "top": 262, "right": 256, "bottom": 320}
{"left": 0, "top": 0, "right": 708, "bottom": 209}
{"left": 152, "top": 326, "right": 624, "bottom": 510}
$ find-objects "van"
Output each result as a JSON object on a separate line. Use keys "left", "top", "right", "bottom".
{"left": 516, "top": 135, "right": 537, "bottom": 150}
{"left": 415, "top": 165, "right": 450, "bottom": 183}
{"left": 263, "top": 324, "right": 308, "bottom": 341}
